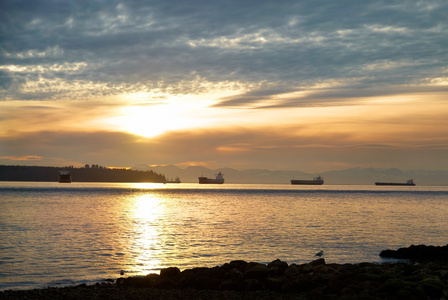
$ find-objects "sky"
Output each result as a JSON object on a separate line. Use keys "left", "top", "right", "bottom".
{"left": 1, "top": 0, "right": 448, "bottom": 173}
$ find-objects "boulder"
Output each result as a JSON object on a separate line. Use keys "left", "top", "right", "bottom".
{"left": 309, "top": 258, "right": 326, "bottom": 266}
{"left": 113, "top": 253, "right": 448, "bottom": 298}
{"left": 380, "top": 244, "right": 448, "bottom": 262}
{"left": 160, "top": 267, "right": 180, "bottom": 279}
{"left": 267, "top": 259, "right": 288, "bottom": 270}
{"left": 227, "top": 260, "right": 248, "bottom": 270}
{"left": 284, "top": 264, "right": 300, "bottom": 278}
{"left": 243, "top": 263, "right": 268, "bottom": 280}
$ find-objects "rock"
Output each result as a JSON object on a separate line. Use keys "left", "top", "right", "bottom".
{"left": 227, "top": 260, "right": 248, "bottom": 270}
{"left": 420, "top": 276, "right": 445, "bottom": 298}
{"left": 264, "top": 276, "right": 287, "bottom": 291}
{"left": 341, "top": 286, "right": 358, "bottom": 298}
{"left": 160, "top": 267, "right": 180, "bottom": 279}
{"left": 281, "top": 274, "right": 317, "bottom": 292}
{"left": 316, "top": 265, "right": 336, "bottom": 275}
{"left": 224, "top": 267, "right": 243, "bottom": 280}
{"left": 154, "top": 278, "right": 177, "bottom": 289}
{"left": 380, "top": 244, "right": 448, "bottom": 262}
{"left": 309, "top": 258, "right": 325, "bottom": 266}
{"left": 242, "top": 279, "right": 264, "bottom": 291}
{"left": 394, "top": 288, "right": 419, "bottom": 300}
{"left": 218, "top": 279, "right": 245, "bottom": 291}
{"left": 302, "top": 264, "right": 314, "bottom": 274}
{"left": 377, "top": 279, "right": 405, "bottom": 294}
{"left": 179, "top": 268, "right": 224, "bottom": 290}
{"left": 284, "top": 264, "right": 300, "bottom": 278}
{"left": 82, "top": 254, "right": 448, "bottom": 298}
{"left": 267, "top": 259, "right": 288, "bottom": 277}
{"left": 117, "top": 273, "right": 160, "bottom": 287}
{"left": 322, "top": 277, "right": 341, "bottom": 295}
{"left": 243, "top": 263, "right": 268, "bottom": 280}
{"left": 267, "top": 259, "right": 288, "bottom": 270}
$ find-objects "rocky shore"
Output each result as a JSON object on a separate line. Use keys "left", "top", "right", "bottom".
{"left": 380, "top": 244, "right": 448, "bottom": 263}
{"left": 2, "top": 245, "right": 448, "bottom": 300}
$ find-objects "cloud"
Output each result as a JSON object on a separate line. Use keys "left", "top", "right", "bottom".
{"left": 0, "top": 155, "right": 43, "bottom": 161}
{"left": 1, "top": 0, "right": 447, "bottom": 172}
{"left": 0, "top": 100, "right": 127, "bottom": 137}
{"left": 1, "top": 113, "right": 448, "bottom": 172}
{"left": 1, "top": 0, "right": 447, "bottom": 103}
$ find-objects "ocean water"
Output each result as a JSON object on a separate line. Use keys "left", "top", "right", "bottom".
{"left": 1, "top": 182, "right": 448, "bottom": 291}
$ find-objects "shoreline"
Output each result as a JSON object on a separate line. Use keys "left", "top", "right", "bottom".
{"left": 2, "top": 244, "right": 448, "bottom": 299}
{"left": 2, "top": 259, "right": 448, "bottom": 299}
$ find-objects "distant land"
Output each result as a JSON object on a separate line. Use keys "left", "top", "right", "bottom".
{"left": 0, "top": 165, "right": 166, "bottom": 183}
{"left": 132, "top": 164, "right": 448, "bottom": 186}
{"left": 1, "top": 164, "right": 447, "bottom": 186}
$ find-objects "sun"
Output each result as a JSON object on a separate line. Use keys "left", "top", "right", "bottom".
{"left": 105, "top": 101, "right": 209, "bottom": 138}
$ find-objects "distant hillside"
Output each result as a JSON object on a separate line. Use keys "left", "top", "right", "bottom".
{"left": 132, "top": 164, "right": 448, "bottom": 186}
{"left": 0, "top": 165, "right": 166, "bottom": 183}
{"left": 132, "top": 164, "right": 309, "bottom": 184}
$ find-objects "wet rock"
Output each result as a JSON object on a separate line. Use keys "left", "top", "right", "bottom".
{"left": 264, "top": 275, "right": 287, "bottom": 291}
{"left": 218, "top": 279, "right": 245, "bottom": 291}
{"left": 160, "top": 267, "right": 180, "bottom": 279}
{"left": 322, "top": 277, "right": 341, "bottom": 296}
{"left": 341, "top": 286, "right": 358, "bottom": 298}
{"left": 117, "top": 273, "right": 160, "bottom": 287}
{"left": 380, "top": 244, "right": 448, "bottom": 262}
{"left": 317, "top": 265, "right": 336, "bottom": 275}
{"left": 284, "top": 264, "right": 300, "bottom": 278}
{"left": 302, "top": 263, "right": 314, "bottom": 274}
{"left": 281, "top": 274, "right": 317, "bottom": 292}
{"left": 420, "top": 284, "right": 442, "bottom": 299}
{"left": 224, "top": 267, "right": 243, "bottom": 280}
{"left": 420, "top": 277, "right": 444, "bottom": 299}
{"left": 242, "top": 279, "right": 264, "bottom": 291}
{"left": 267, "top": 259, "right": 289, "bottom": 276}
{"left": 227, "top": 260, "right": 248, "bottom": 270}
{"left": 309, "top": 258, "right": 326, "bottom": 266}
{"left": 8, "top": 251, "right": 448, "bottom": 300}
{"left": 243, "top": 263, "right": 268, "bottom": 280}
{"left": 154, "top": 278, "right": 177, "bottom": 289}
{"left": 268, "top": 259, "right": 288, "bottom": 269}
{"left": 394, "top": 288, "right": 420, "bottom": 300}
{"left": 180, "top": 267, "right": 220, "bottom": 289}
{"left": 377, "top": 279, "right": 406, "bottom": 294}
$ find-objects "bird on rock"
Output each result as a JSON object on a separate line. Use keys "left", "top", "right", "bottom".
{"left": 315, "top": 250, "right": 324, "bottom": 257}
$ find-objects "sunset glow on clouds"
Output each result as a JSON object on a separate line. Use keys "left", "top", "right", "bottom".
{"left": 1, "top": 0, "right": 448, "bottom": 172}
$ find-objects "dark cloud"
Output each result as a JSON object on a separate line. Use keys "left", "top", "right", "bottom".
{"left": 0, "top": 70, "right": 13, "bottom": 90}
{"left": 215, "top": 83, "right": 448, "bottom": 108}
{"left": 1, "top": 0, "right": 447, "bottom": 102}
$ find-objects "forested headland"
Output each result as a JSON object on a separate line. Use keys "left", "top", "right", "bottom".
{"left": 0, "top": 165, "right": 166, "bottom": 183}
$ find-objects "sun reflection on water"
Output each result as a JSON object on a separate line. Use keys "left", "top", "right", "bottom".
{"left": 125, "top": 193, "right": 166, "bottom": 274}
{"left": 126, "top": 182, "right": 166, "bottom": 190}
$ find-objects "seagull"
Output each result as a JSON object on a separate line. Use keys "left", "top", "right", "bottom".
{"left": 315, "top": 250, "right": 324, "bottom": 257}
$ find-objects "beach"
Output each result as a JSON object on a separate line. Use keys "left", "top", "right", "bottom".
{"left": 0, "top": 285, "right": 298, "bottom": 300}
{"left": 2, "top": 255, "right": 448, "bottom": 300}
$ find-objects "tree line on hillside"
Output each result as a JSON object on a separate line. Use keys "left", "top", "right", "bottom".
{"left": 0, "top": 165, "right": 166, "bottom": 183}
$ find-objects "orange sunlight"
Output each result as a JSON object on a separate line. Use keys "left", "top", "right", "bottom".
{"left": 102, "top": 102, "right": 210, "bottom": 138}
{"left": 101, "top": 90, "right": 246, "bottom": 138}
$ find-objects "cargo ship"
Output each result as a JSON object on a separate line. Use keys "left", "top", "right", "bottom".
{"left": 375, "top": 179, "right": 415, "bottom": 186}
{"left": 291, "top": 175, "right": 324, "bottom": 185}
{"left": 199, "top": 172, "right": 224, "bottom": 184}
{"left": 58, "top": 171, "right": 71, "bottom": 183}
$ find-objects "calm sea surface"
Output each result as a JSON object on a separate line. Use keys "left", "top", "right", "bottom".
{"left": 1, "top": 182, "right": 448, "bottom": 291}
